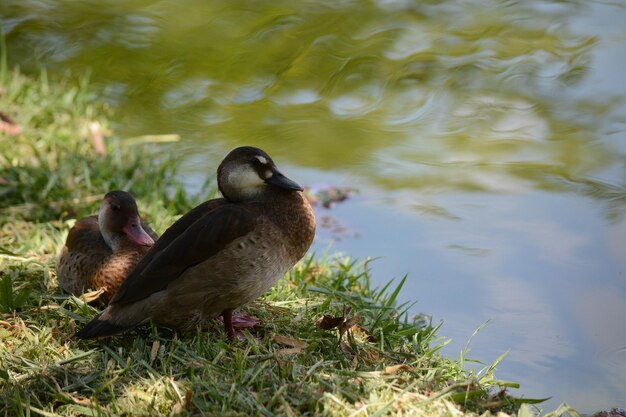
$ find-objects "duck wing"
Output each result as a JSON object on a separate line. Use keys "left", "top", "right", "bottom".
{"left": 110, "top": 201, "right": 254, "bottom": 306}
{"left": 134, "top": 199, "right": 225, "bottom": 262}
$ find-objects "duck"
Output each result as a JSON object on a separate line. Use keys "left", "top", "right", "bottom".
{"left": 57, "top": 191, "right": 157, "bottom": 304}
{"left": 75, "top": 146, "right": 316, "bottom": 340}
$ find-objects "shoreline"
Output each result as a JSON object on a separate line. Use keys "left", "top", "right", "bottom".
{"left": 0, "top": 68, "right": 573, "bottom": 416}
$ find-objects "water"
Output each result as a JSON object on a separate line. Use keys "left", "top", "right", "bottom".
{"left": 2, "top": 0, "right": 626, "bottom": 412}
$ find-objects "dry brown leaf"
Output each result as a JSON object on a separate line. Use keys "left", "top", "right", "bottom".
{"left": 184, "top": 390, "right": 193, "bottom": 408}
{"left": 0, "top": 320, "right": 13, "bottom": 329}
{"left": 273, "top": 335, "right": 307, "bottom": 349}
{"left": 315, "top": 314, "right": 343, "bottom": 330}
{"left": 0, "top": 111, "right": 20, "bottom": 136}
{"left": 384, "top": 364, "right": 412, "bottom": 374}
{"left": 150, "top": 340, "right": 160, "bottom": 364}
{"left": 277, "top": 347, "right": 304, "bottom": 356}
{"left": 339, "top": 315, "right": 362, "bottom": 338}
{"left": 81, "top": 288, "right": 105, "bottom": 303}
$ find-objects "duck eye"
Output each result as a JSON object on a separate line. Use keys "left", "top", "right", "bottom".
{"left": 111, "top": 204, "right": 121, "bottom": 211}
{"left": 252, "top": 155, "right": 268, "bottom": 166}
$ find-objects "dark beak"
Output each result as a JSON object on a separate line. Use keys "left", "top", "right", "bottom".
{"left": 265, "top": 170, "right": 303, "bottom": 192}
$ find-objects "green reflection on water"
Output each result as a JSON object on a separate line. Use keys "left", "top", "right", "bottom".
{"left": 1, "top": 0, "right": 624, "bottom": 215}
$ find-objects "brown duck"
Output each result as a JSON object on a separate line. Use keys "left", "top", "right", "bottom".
{"left": 57, "top": 191, "right": 157, "bottom": 303}
{"left": 76, "top": 146, "right": 316, "bottom": 340}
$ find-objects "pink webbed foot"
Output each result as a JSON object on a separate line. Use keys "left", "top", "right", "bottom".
{"left": 220, "top": 310, "right": 261, "bottom": 341}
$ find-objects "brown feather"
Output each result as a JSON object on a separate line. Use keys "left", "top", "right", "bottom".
{"left": 111, "top": 202, "right": 254, "bottom": 306}
{"left": 56, "top": 216, "right": 157, "bottom": 303}
{"left": 56, "top": 191, "right": 158, "bottom": 304}
{"left": 76, "top": 147, "right": 316, "bottom": 339}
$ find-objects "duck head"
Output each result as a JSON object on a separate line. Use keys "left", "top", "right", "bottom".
{"left": 98, "top": 191, "right": 155, "bottom": 249}
{"left": 217, "top": 146, "right": 303, "bottom": 202}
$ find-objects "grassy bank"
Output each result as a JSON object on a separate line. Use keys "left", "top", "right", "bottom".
{"left": 0, "top": 69, "right": 567, "bottom": 416}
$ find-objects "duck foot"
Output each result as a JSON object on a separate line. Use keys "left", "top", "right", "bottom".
{"left": 220, "top": 309, "right": 261, "bottom": 340}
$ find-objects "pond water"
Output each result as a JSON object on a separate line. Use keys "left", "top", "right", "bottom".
{"left": 2, "top": 0, "right": 626, "bottom": 412}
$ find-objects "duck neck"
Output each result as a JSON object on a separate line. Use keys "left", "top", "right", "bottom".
{"left": 98, "top": 214, "right": 124, "bottom": 251}
{"left": 102, "top": 232, "right": 125, "bottom": 251}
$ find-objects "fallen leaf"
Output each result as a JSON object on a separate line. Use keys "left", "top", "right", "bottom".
{"left": 81, "top": 288, "right": 105, "bottom": 303}
{"left": 339, "top": 315, "right": 362, "bottom": 338}
{"left": 384, "top": 364, "right": 412, "bottom": 374}
{"left": 0, "top": 111, "right": 20, "bottom": 136}
{"left": 150, "top": 340, "right": 160, "bottom": 364}
{"left": 315, "top": 314, "right": 343, "bottom": 330}
{"left": 184, "top": 390, "right": 193, "bottom": 409}
{"left": 273, "top": 335, "right": 307, "bottom": 349}
{"left": 277, "top": 347, "right": 304, "bottom": 356}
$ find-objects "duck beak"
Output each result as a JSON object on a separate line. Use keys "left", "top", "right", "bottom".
{"left": 123, "top": 218, "right": 155, "bottom": 246}
{"left": 265, "top": 170, "right": 303, "bottom": 192}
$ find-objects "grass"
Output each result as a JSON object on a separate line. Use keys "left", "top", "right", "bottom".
{"left": 0, "top": 68, "right": 564, "bottom": 416}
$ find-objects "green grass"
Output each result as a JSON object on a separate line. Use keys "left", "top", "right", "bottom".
{"left": 0, "top": 68, "right": 559, "bottom": 416}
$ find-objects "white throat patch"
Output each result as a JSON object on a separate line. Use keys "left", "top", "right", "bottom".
{"left": 227, "top": 165, "right": 265, "bottom": 197}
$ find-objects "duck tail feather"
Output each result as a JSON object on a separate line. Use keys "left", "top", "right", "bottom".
{"left": 74, "top": 311, "right": 135, "bottom": 339}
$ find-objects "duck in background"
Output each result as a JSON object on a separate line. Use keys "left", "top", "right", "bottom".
{"left": 75, "top": 146, "right": 316, "bottom": 340}
{"left": 57, "top": 191, "right": 157, "bottom": 303}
